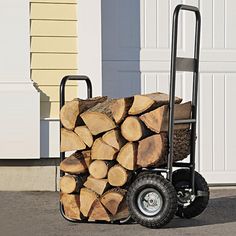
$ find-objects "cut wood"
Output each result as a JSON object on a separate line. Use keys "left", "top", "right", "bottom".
{"left": 88, "top": 160, "right": 108, "bottom": 179}
{"left": 91, "top": 138, "right": 118, "bottom": 160}
{"left": 80, "top": 99, "right": 116, "bottom": 135}
{"left": 110, "top": 200, "right": 129, "bottom": 222}
{"left": 110, "top": 97, "right": 133, "bottom": 124}
{"left": 60, "top": 151, "right": 89, "bottom": 174}
{"left": 74, "top": 125, "right": 93, "bottom": 147}
{"left": 60, "top": 96, "right": 107, "bottom": 130}
{"left": 140, "top": 102, "right": 192, "bottom": 133}
{"left": 128, "top": 92, "right": 182, "bottom": 115}
{"left": 121, "top": 116, "right": 152, "bottom": 141}
{"left": 100, "top": 188, "right": 126, "bottom": 215}
{"left": 117, "top": 142, "right": 138, "bottom": 170}
{"left": 60, "top": 175, "right": 86, "bottom": 194}
{"left": 108, "top": 164, "right": 129, "bottom": 187}
{"left": 80, "top": 187, "right": 98, "bottom": 217}
{"left": 61, "top": 128, "right": 86, "bottom": 152}
{"left": 102, "top": 129, "right": 126, "bottom": 150}
{"left": 84, "top": 176, "right": 109, "bottom": 195}
{"left": 137, "top": 129, "right": 191, "bottom": 167}
{"left": 88, "top": 199, "right": 111, "bottom": 222}
{"left": 60, "top": 193, "right": 81, "bottom": 220}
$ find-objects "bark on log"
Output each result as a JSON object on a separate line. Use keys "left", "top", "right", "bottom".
{"left": 80, "top": 187, "right": 98, "bottom": 217}
{"left": 140, "top": 102, "right": 192, "bottom": 133}
{"left": 107, "top": 164, "right": 129, "bottom": 187}
{"left": 91, "top": 138, "right": 118, "bottom": 160}
{"left": 128, "top": 92, "right": 182, "bottom": 115}
{"left": 102, "top": 129, "right": 126, "bottom": 150}
{"left": 88, "top": 160, "right": 109, "bottom": 179}
{"left": 137, "top": 129, "right": 191, "bottom": 167}
{"left": 117, "top": 142, "right": 138, "bottom": 170}
{"left": 60, "top": 96, "right": 107, "bottom": 130}
{"left": 121, "top": 116, "right": 152, "bottom": 141}
{"left": 61, "top": 128, "right": 86, "bottom": 152}
{"left": 84, "top": 176, "right": 109, "bottom": 195}
{"left": 110, "top": 97, "right": 133, "bottom": 124}
{"left": 100, "top": 188, "right": 126, "bottom": 215}
{"left": 60, "top": 193, "right": 81, "bottom": 220}
{"left": 60, "top": 151, "right": 89, "bottom": 174}
{"left": 80, "top": 99, "right": 116, "bottom": 135}
{"left": 60, "top": 175, "right": 86, "bottom": 194}
{"left": 74, "top": 126, "right": 93, "bottom": 148}
{"left": 88, "top": 199, "right": 111, "bottom": 222}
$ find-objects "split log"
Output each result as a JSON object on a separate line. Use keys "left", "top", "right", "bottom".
{"left": 110, "top": 200, "right": 129, "bottom": 222}
{"left": 60, "top": 175, "right": 86, "bottom": 194}
{"left": 80, "top": 99, "right": 116, "bottom": 135}
{"left": 102, "top": 129, "right": 126, "bottom": 150}
{"left": 60, "top": 151, "right": 89, "bottom": 174}
{"left": 74, "top": 125, "right": 93, "bottom": 147}
{"left": 140, "top": 102, "right": 192, "bottom": 133}
{"left": 80, "top": 187, "right": 98, "bottom": 217}
{"left": 60, "top": 193, "right": 81, "bottom": 220}
{"left": 61, "top": 128, "right": 86, "bottom": 152}
{"left": 121, "top": 116, "right": 152, "bottom": 141}
{"left": 91, "top": 138, "right": 118, "bottom": 160}
{"left": 88, "top": 160, "right": 108, "bottom": 179}
{"left": 108, "top": 164, "right": 129, "bottom": 187}
{"left": 82, "top": 150, "right": 92, "bottom": 167}
{"left": 88, "top": 199, "right": 111, "bottom": 222}
{"left": 137, "top": 129, "right": 191, "bottom": 167}
{"left": 100, "top": 188, "right": 126, "bottom": 215}
{"left": 60, "top": 96, "right": 107, "bottom": 130}
{"left": 128, "top": 92, "right": 182, "bottom": 115}
{"left": 110, "top": 97, "right": 133, "bottom": 124}
{"left": 84, "top": 176, "right": 109, "bottom": 195}
{"left": 117, "top": 142, "right": 138, "bottom": 170}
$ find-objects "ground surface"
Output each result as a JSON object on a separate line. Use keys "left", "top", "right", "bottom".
{"left": 0, "top": 188, "right": 236, "bottom": 236}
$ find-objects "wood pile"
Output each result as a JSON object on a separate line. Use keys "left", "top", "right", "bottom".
{"left": 60, "top": 92, "right": 192, "bottom": 221}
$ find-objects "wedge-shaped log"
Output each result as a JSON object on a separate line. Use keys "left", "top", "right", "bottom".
{"left": 128, "top": 92, "right": 182, "bottom": 115}
{"left": 89, "top": 160, "right": 108, "bottom": 179}
{"left": 108, "top": 164, "right": 129, "bottom": 187}
{"left": 80, "top": 99, "right": 116, "bottom": 135}
{"left": 100, "top": 188, "right": 126, "bottom": 215}
{"left": 80, "top": 187, "right": 98, "bottom": 217}
{"left": 60, "top": 175, "right": 86, "bottom": 194}
{"left": 61, "top": 128, "right": 86, "bottom": 152}
{"left": 74, "top": 125, "right": 93, "bottom": 148}
{"left": 60, "top": 96, "right": 107, "bottom": 130}
{"left": 137, "top": 129, "right": 191, "bottom": 167}
{"left": 102, "top": 129, "right": 125, "bottom": 150}
{"left": 91, "top": 138, "right": 118, "bottom": 160}
{"left": 121, "top": 116, "right": 152, "bottom": 141}
{"left": 60, "top": 193, "right": 81, "bottom": 220}
{"left": 110, "top": 200, "right": 129, "bottom": 222}
{"left": 110, "top": 97, "right": 133, "bottom": 124}
{"left": 140, "top": 102, "right": 192, "bottom": 133}
{"left": 88, "top": 199, "right": 111, "bottom": 222}
{"left": 84, "top": 176, "right": 109, "bottom": 195}
{"left": 117, "top": 142, "right": 138, "bottom": 170}
{"left": 60, "top": 151, "right": 90, "bottom": 174}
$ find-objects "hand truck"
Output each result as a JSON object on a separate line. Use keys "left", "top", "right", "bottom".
{"left": 59, "top": 4, "right": 209, "bottom": 228}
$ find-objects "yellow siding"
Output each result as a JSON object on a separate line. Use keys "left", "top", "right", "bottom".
{"left": 30, "top": 0, "right": 78, "bottom": 118}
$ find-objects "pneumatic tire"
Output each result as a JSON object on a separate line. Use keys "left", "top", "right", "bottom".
{"left": 127, "top": 174, "right": 177, "bottom": 228}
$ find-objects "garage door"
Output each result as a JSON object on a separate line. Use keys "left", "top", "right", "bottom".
{"left": 101, "top": 0, "right": 236, "bottom": 184}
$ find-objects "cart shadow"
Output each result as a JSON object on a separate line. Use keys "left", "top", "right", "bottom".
{"left": 165, "top": 195, "right": 236, "bottom": 228}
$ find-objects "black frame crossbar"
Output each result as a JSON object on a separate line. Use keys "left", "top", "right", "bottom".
{"left": 167, "top": 4, "right": 201, "bottom": 195}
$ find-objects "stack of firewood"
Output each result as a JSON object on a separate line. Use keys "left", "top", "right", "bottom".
{"left": 60, "top": 92, "right": 191, "bottom": 221}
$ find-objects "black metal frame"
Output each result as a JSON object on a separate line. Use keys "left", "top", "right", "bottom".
{"left": 59, "top": 4, "right": 201, "bottom": 222}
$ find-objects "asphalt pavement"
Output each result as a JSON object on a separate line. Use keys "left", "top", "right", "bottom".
{"left": 0, "top": 188, "right": 236, "bottom": 236}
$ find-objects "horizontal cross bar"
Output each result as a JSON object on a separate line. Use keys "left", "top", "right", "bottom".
{"left": 176, "top": 57, "right": 197, "bottom": 72}
{"left": 174, "top": 119, "right": 196, "bottom": 124}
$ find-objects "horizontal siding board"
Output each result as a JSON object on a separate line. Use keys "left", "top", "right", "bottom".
{"left": 31, "top": 20, "right": 77, "bottom": 36}
{"left": 31, "top": 54, "right": 77, "bottom": 69}
{"left": 39, "top": 85, "right": 77, "bottom": 102}
{"left": 31, "top": 70, "right": 78, "bottom": 85}
{"left": 30, "top": 0, "right": 77, "bottom": 3}
{"left": 31, "top": 37, "right": 77, "bottom": 53}
{"left": 30, "top": 3, "right": 77, "bottom": 20}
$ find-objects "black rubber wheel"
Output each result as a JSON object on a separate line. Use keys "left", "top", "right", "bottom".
{"left": 127, "top": 174, "right": 177, "bottom": 228}
{"left": 172, "top": 169, "right": 209, "bottom": 219}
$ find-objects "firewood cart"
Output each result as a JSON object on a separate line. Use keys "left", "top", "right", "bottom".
{"left": 59, "top": 4, "right": 209, "bottom": 228}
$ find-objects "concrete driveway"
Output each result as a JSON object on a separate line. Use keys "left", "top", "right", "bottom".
{"left": 0, "top": 188, "right": 236, "bottom": 236}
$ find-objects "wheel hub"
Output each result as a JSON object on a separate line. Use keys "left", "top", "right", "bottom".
{"left": 177, "top": 189, "right": 195, "bottom": 207}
